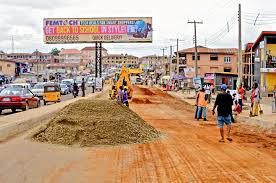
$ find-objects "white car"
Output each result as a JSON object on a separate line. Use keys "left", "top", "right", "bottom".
{"left": 31, "top": 83, "right": 46, "bottom": 99}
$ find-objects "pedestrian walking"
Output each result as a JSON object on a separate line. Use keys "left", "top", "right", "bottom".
{"left": 212, "top": 84, "right": 233, "bottom": 142}
{"left": 196, "top": 87, "right": 208, "bottom": 121}
{"left": 250, "top": 83, "right": 261, "bottom": 117}
{"left": 204, "top": 84, "right": 211, "bottom": 103}
{"left": 195, "top": 87, "right": 202, "bottom": 119}
{"left": 81, "top": 78, "right": 85, "bottom": 97}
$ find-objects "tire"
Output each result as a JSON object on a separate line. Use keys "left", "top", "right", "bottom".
{"left": 36, "top": 101, "right": 40, "bottom": 108}
{"left": 12, "top": 108, "right": 16, "bottom": 113}
{"left": 0, "top": 109, "right": 2, "bottom": 114}
{"left": 22, "top": 102, "right": 29, "bottom": 111}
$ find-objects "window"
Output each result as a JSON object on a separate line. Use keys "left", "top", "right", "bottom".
{"left": 210, "top": 53, "right": 218, "bottom": 61}
{"left": 224, "top": 68, "right": 231, "bottom": 72}
{"left": 192, "top": 53, "right": 200, "bottom": 60}
{"left": 224, "top": 57, "right": 231, "bottom": 63}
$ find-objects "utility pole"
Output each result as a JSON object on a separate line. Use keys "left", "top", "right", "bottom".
{"left": 36, "top": 49, "right": 39, "bottom": 82}
{"left": 11, "top": 35, "right": 14, "bottom": 53}
{"left": 176, "top": 39, "right": 180, "bottom": 90}
{"left": 170, "top": 45, "right": 173, "bottom": 78}
{"left": 160, "top": 48, "right": 167, "bottom": 57}
{"left": 238, "top": 3, "right": 243, "bottom": 88}
{"left": 188, "top": 20, "right": 203, "bottom": 78}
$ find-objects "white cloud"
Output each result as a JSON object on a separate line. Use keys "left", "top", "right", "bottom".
{"left": 0, "top": 0, "right": 275, "bottom": 56}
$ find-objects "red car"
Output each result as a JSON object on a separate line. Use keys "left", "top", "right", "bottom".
{"left": 0, "top": 87, "right": 40, "bottom": 113}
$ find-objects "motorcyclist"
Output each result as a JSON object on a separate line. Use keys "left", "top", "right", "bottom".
{"left": 73, "top": 82, "right": 79, "bottom": 97}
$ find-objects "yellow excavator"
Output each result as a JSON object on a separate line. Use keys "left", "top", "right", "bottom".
{"left": 109, "top": 66, "right": 133, "bottom": 99}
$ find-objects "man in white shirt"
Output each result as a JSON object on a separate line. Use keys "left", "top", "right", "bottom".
{"left": 204, "top": 84, "right": 211, "bottom": 103}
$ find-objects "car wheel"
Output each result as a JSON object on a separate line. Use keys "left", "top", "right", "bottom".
{"left": 36, "top": 101, "right": 40, "bottom": 108}
{"left": 12, "top": 108, "right": 16, "bottom": 113}
{"left": 22, "top": 102, "right": 29, "bottom": 111}
{"left": 0, "top": 109, "right": 2, "bottom": 114}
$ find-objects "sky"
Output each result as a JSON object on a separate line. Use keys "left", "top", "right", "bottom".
{"left": 0, "top": 0, "right": 276, "bottom": 57}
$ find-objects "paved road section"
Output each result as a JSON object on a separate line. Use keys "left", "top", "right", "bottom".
{"left": 0, "top": 86, "right": 274, "bottom": 182}
{"left": 0, "top": 88, "right": 102, "bottom": 142}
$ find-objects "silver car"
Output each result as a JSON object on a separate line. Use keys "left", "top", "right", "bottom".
{"left": 60, "top": 84, "right": 70, "bottom": 95}
{"left": 31, "top": 83, "right": 46, "bottom": 99}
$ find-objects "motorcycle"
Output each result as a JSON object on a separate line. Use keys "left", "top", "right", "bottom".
{"left": 73, "top": 90, "right": 78, "bottom": 98}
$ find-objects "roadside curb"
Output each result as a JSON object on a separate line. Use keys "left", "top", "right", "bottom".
{"left": 0, "top": 89, "right": 107, "bottom": 142}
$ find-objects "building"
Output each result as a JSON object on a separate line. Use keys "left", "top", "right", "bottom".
{"left": 0, "top": 59, "right": 16, "bottom": 76}
{"left": 178, "top": 46, "right": 238, "bottom": 77}
{"left": 250, "top": 31, "right": 276, "bottom": 94}
{"left": 103, "top": 54, "right": 139, "bottom": 67}
{"left": 81, "top": 47, "right": 108, "bottom": 67}
{"left": 6, "top": 51, "right": 54, "bottom": 63}
{"left": 46, "top": 63, "right": 80, "bottom": 76}
{"left": 0, "top": 51, "right": 6, "bottom": 59}
{"left": 140, "top": 55, "right": 169, "bottom": 75}
{"left": 59, "top": 49, "right": 82, "bottom": 63}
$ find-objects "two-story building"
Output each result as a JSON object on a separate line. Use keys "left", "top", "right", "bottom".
{"left": 140, "top": 55, "right": 168, "bottom": 75}
{"left": 253, "top": 31, "right": 276, "bottom": 94}
{"left": 103, "top": 54, "right": 139, "bottom": 67}
{"left": 178, "top": 46, "right": 238, "bottom": 77}
{"left": 59, "top": 49, "right": 82, "bottom": 64}
{"left": 81, "top": 47, "right": 108, "bottom": 67}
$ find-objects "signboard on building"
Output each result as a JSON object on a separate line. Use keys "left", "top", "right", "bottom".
{"left": 95, "top": 77, "right": 103, "bottom": 90}
{"left": 43, "top": 17, "right": 152, "bottom": 44}
{"left": 260, "top": 68, "right": 276, "bottom": 73}
{"left": 193, "top": 77, "right": 202, "bottom": 89}
{"left": 184, "top": 68, "right": 195, "bottom": 78}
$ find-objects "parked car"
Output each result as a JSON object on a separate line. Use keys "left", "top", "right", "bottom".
{"left": 61, "top": 79, "right": 74, "bottom": 92}
{"left": 0, "top": 87, "right": 40, "bottom": 113}
{"left": 60, "top": 84, "right": 70, "bottom": 95}
{"left": 31, "top": 83, "right": 46, "bottom": 99}
{"left": 87, "top": 77, "right": 95, "bottom": 87}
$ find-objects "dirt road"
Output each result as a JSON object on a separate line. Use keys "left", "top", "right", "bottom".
{"left": 0, "top": 86, "right": 275, "bottom": 183}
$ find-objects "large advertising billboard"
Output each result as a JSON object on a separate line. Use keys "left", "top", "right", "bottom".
{"left": 43, "top": 17, "right": 152, "bottom": 44}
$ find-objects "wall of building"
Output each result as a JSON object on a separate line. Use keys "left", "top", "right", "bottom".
{"left": 0, "top": 60, "right": 16, "bottom": 76}
{"left": 186, "top": 53, "right": 238, "bottom": 77}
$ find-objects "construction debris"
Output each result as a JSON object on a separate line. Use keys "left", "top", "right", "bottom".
{"left": 33, "top": 99, "right": 160, "bottom": 147}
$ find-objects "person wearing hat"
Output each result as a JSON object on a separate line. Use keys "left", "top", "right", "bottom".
{"left": 212, "top": 84, "right": 233, "bottom": 142}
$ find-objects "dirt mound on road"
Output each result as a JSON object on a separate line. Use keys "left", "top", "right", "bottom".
{"left": 32, "top": 100, "right": 160, "bottom": 147}
{"left": 131, "top": 98, "right": 153, "bottom": 104}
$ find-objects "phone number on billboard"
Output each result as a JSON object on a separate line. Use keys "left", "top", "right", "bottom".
{"left": 45, "top": 35, "right": 79, "bottom": 42}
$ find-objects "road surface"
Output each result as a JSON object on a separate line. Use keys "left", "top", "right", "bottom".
{"left": 0, "top": 86, "right": 275, "bottom": 183}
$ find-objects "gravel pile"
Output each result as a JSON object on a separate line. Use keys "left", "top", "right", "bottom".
{"left": 33, "top": 99, "right": 160, "bottom": 147}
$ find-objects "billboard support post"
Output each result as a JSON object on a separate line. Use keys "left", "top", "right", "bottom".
{"left": 95, "top": 42, "right": 102, "bottom": 78}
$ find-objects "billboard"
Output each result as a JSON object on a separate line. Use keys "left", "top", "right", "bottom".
{"left": 43, "top": 17, "right": 152, "bottom": 44}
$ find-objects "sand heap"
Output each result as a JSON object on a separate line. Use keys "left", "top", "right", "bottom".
{"left": 33, "top": 100, "right": 160, "bottom": 147}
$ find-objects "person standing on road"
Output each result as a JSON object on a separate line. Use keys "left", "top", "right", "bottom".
{"left": 251, "top": 83, "right": 261, "bottom": 117}
{"left": 212, "top": 84, "right": 233, "bottom": 142}
{"left": 238, "top": 84, "right": 245, "bottom": 111}
{"left": 92, "top": 79, "right": 95, "bottom": 93}
{"left": 81, "top": 78, "right": 85, "bottom": 97}
{"left": 73, "top": 82, "right": 79, "bottom": 97}
{"left": 117, "top": 86, "right": 123, "bottom": 104}
{"left": 122, "top": 88, "right": 129, "bottom": 107}
{"left": 204, "top": 84, "right": 211, "bottom": 103}
{"left": 197, "top": 87, "right": 208, "bottom": 121}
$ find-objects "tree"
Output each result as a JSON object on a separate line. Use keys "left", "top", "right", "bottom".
{"left": 50, "top": 48, "right": 60, "bottom": 56}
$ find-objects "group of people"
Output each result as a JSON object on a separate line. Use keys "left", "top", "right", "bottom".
{"left": 195, "top": 82, "right": 263, "bottom": 142}
{"left": 110, "top": 85, "right": 129, "bottom": 107}
{"left": 72, "top": 78, "right": 89, "bottom": 98}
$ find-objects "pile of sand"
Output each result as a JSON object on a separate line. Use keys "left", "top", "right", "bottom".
{"left": 33, "top": 100, "right": 160, "bottom": 147}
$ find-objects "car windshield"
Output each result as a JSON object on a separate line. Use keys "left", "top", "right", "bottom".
{"left": 0, "top": 88, "right": 24, "bottom": 96}
{"left": 60, "top": 84, "right": 67, "bottom": 88}
{"left": 33, "top": 84, "right": 44, "bottom": 89}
